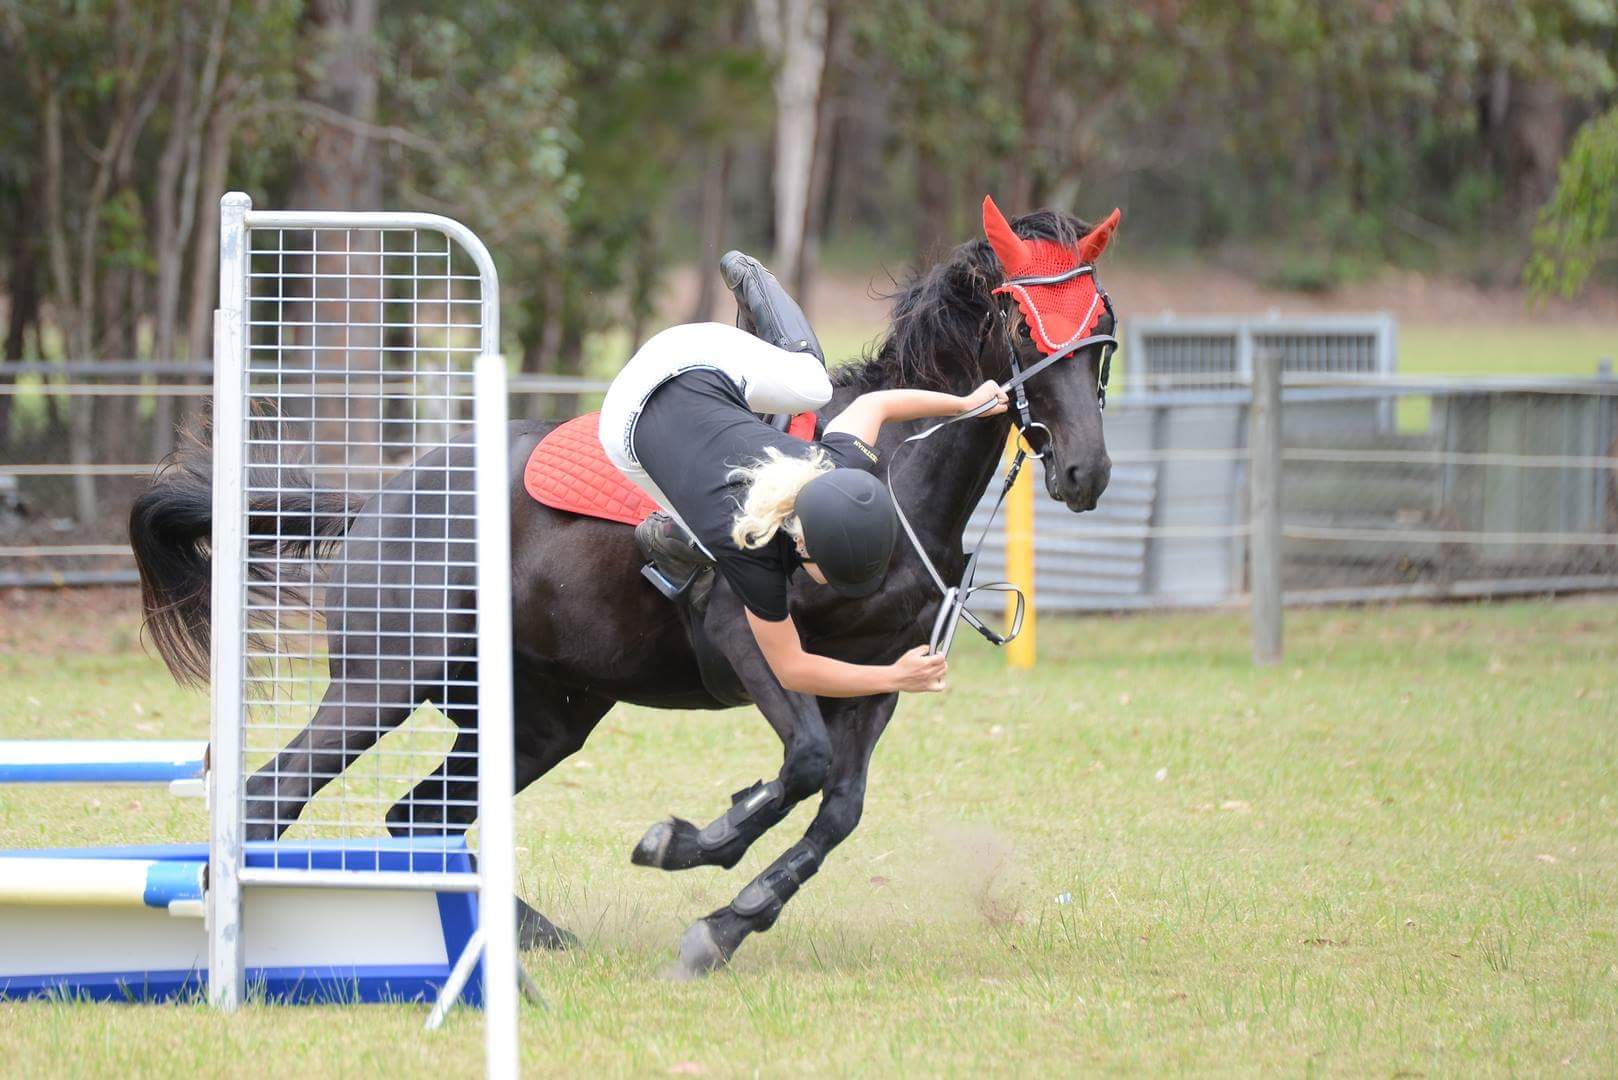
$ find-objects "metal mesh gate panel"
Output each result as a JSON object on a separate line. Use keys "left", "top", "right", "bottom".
{"left": 233, "top": 214, "right": 491, "bottom": 860}
{"left": 208, "top": 194, "right": 516, "bottom": 1068}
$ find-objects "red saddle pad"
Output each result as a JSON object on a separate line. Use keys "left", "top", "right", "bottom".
{"left": 525, "top": 410, "right": 818, "bottom": 526}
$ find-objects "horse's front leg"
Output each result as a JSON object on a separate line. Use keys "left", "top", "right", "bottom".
{"left": 632, "top": 588, "right": 830, "bottom": 872}
{"left": 669, "top": 692, "right": 895, "bottom": 979}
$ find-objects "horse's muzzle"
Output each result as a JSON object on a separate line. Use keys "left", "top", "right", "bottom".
{"left": 1051, "top": 454, "right": 1111, "bottom": 512}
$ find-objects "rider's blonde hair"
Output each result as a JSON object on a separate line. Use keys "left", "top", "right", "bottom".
{"left": 729, "top": 447, "right": 833, "bottom": 549}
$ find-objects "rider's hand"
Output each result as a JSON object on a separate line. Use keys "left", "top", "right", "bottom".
{"left": 889, "top": 644, "right": 948, "bottom": 693}
{"left": 958, "top": 380, "right": 1009, "bottom": 417}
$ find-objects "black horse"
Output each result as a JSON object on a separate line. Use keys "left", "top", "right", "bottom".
{"left": 129, "top": 207, "right": 1115, "bottom": 978}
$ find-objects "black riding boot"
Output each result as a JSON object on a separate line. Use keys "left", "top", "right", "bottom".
{"left": 635, "top": 512, "right": 715, "bottom": 611}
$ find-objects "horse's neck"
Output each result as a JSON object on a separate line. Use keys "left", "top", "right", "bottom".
{"left": 888, "top": 408, "right": 1013, "bottom": 559}
{"left": 829, "top": 378, "right": 1013, "bottom": 568}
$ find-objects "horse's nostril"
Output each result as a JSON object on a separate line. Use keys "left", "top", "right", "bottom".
{"left": 1065, "top": 458, "right": 1111, "bottom": 504}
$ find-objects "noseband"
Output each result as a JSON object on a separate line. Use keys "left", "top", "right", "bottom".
{"left": 888, "top": 265, "right": 1119, "bottom": 655}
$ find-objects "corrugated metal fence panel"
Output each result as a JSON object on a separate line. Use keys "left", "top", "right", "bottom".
{"left": 1134, "top": 332, "right": 1239, "bottom": 389}
{"left": 1129, "top": 314, "right": 1396, "bottom": 395}
{"left": 1144, "top": 404, "right": 1246, "bottom": 602}
{"left": 966, "top": 463, "right": 1159, "bottom": 612}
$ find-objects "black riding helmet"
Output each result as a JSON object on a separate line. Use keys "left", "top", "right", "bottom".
{"left": 794, "top": 468, "right": 899, "bottom": 597}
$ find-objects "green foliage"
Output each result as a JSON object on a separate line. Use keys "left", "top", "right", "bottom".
{"left": 4, "top": 0, "right": 1618, "bottom": 370}
{"left": 375, "top": 1, "right": 769, "bottom": 366}
{"left": 1259, "top": 249, "right": 1374, "bottom": 294}
{"left": 1526, "top": 106, "right": 1618, "bottom": 299}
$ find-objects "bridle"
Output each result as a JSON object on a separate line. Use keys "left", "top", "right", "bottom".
{"left": 1000, "top": 263, "right": 1116, "bottom": 453}
{"left": 887, "top": 263, "right": 1118, "bottom": 656}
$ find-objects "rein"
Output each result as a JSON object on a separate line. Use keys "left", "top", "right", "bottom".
{"left": 888, "top": 318, "right": 1118, "bottom": 657}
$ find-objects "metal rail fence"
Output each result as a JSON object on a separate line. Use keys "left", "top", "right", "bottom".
{"left": 967, "top": 368, "right": 1617, "bottom": 610}
{"left": 3, "top": 361, "right": 1615, "bottom": 610}
{"left": 0, "top": 364, "right": 608, "bottom": 588}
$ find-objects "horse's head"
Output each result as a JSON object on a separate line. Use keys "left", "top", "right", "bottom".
{"left": 848, "top": 199, "right": 1119, "bottom": 511}
{"left": 978, "top": 195, "right": 1120, "bottom": 512}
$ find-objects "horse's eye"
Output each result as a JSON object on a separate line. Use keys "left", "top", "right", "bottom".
{"left": 1018, "top": 322, "right": 1031, "bottom": 340}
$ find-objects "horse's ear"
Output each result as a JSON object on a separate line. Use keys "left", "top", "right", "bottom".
{"left": 982, "top": 195, "right": 1028, "bottom": 273}
{"left": 1078, "top": 208, "right": 1122, "bottom": 263}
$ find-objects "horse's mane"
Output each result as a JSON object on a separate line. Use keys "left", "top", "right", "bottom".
{"left": 834, "top": 208, "right": 1095, "bottom": 393}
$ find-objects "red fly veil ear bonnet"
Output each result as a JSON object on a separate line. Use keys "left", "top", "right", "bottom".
{"left": 982, "top": 195, "right": 1120, "bottom": 357}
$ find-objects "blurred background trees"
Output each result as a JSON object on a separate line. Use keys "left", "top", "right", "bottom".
{"left": 0, "top": 0, "right": 1614, "bottom": 407}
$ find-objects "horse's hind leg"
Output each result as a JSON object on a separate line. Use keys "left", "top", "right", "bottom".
{"left": 385, "top": 670, "right": 615, "bottom": 950}
{"left": 242, "top": 681, "right": 417, "bottom": 841}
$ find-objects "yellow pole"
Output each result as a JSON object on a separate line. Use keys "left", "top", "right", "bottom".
{"left": 1004, "top": 430, "right": 1036, "bottom": 669}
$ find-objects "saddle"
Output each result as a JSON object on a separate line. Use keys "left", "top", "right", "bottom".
{"left": 524, "top": 251, "right": 825, "bottom": 706}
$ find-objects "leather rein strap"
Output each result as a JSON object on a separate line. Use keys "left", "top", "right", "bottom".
{"left": 888, "top": 325, "right": 1119, "bottom": 657}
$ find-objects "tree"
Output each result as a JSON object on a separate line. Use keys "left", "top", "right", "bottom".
{"left": 756, "top": 0, "right": 832, "bottom": 296}
{"left": 1527, "top": 106, "right": 1618, "bottom": 299}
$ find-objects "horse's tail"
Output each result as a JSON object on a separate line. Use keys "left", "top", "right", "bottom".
{"left": 129, "top": 420, "right": 359, "bottom": 688}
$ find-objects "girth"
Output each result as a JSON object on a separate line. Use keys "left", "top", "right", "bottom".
{"left": 636, "top": 515, "right": 751, "bottom": 707}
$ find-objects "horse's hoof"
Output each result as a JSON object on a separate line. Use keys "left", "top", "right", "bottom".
{"left": 632, "top": 818, "right": 701, "bottom": 870}
{"left": 663, "top": 920, "right": 728, "bottom": 981}
{"left": 632, "top": 820, "right": 674, "bottom": 867}
{"left": 517, "top": 898, "right": 580, "bottom": 952}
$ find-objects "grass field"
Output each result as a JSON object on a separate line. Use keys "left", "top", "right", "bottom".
{"left": 1, "top": 593, "right": 1615, "bottom": 1076}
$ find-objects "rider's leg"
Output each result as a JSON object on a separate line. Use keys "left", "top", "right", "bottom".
{"left": 720, "top": 250, "right": 825, "bottom": 364}
{"left": 718, "top": 327, "right": 832, "bottom": 417}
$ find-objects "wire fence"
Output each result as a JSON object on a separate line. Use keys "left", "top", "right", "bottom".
{"left": 0, "top": 362, "right": 609, "bottom": 587}
{"left": 2, "top": 361, "right": 1615, "bottom": 609}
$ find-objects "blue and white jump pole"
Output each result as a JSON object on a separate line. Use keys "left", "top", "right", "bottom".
{"left": 0, "top": 739, "right": 205, "bottom": 787}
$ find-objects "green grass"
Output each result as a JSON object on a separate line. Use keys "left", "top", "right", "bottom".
{"left": 1394, "top": 325, "right": 1614, "bottom": 378}
{"left": 2, "top": 595, "right": 1615, "bottom": 1075}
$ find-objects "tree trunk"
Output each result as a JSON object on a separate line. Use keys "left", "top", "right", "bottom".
{"left": 688, "top": 144, "right": 734, "bottom": 323}
{"left": 550, "top": 319, "right": 586, "bottom": 420}
{"left": 916, "top": 141, "right": 950, "bottom": 254}
{"left": 794, "top": 2, "right": 842, "bottom": 308}
{"left": 40, "top": 86, "right": 98, "bottom": 523}
{"left": 288, "top": 0, "right": 384, "bottom": 471}
{"left": 1, "top": 191, "right": 38, "bottom": 454}
{"left": 628, "top": 223, "right": 657, "bottom": 355}
{"left": 755, "top": 0, "right": 828, "bottom": 296}
{"left": 1005, "top": 1, "right": 1048, "bottom": 212}
{"left": 150, "top": 13, "right": 197, "bottom": 459}
{"left": 183, "top": 94, "right": 237, "bottom": 367}
{"left": 1506, "top": 76, "right": 1571, "bottom": 213}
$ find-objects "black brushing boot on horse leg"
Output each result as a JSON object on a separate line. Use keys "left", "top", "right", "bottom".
{"left": 631, "top": 778, "right": 783, "bottom": 870}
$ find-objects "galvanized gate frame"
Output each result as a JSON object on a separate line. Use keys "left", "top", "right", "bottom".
{"left": 208, "top": 193, "right": 517, "bottom": 1076}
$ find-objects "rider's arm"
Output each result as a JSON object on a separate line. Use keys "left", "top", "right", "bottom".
{"left": 824, "top": 382, "right": 1007, "bottom": 445}
{"left": 746, "top": 610, "right": 945, "bottom": 697}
